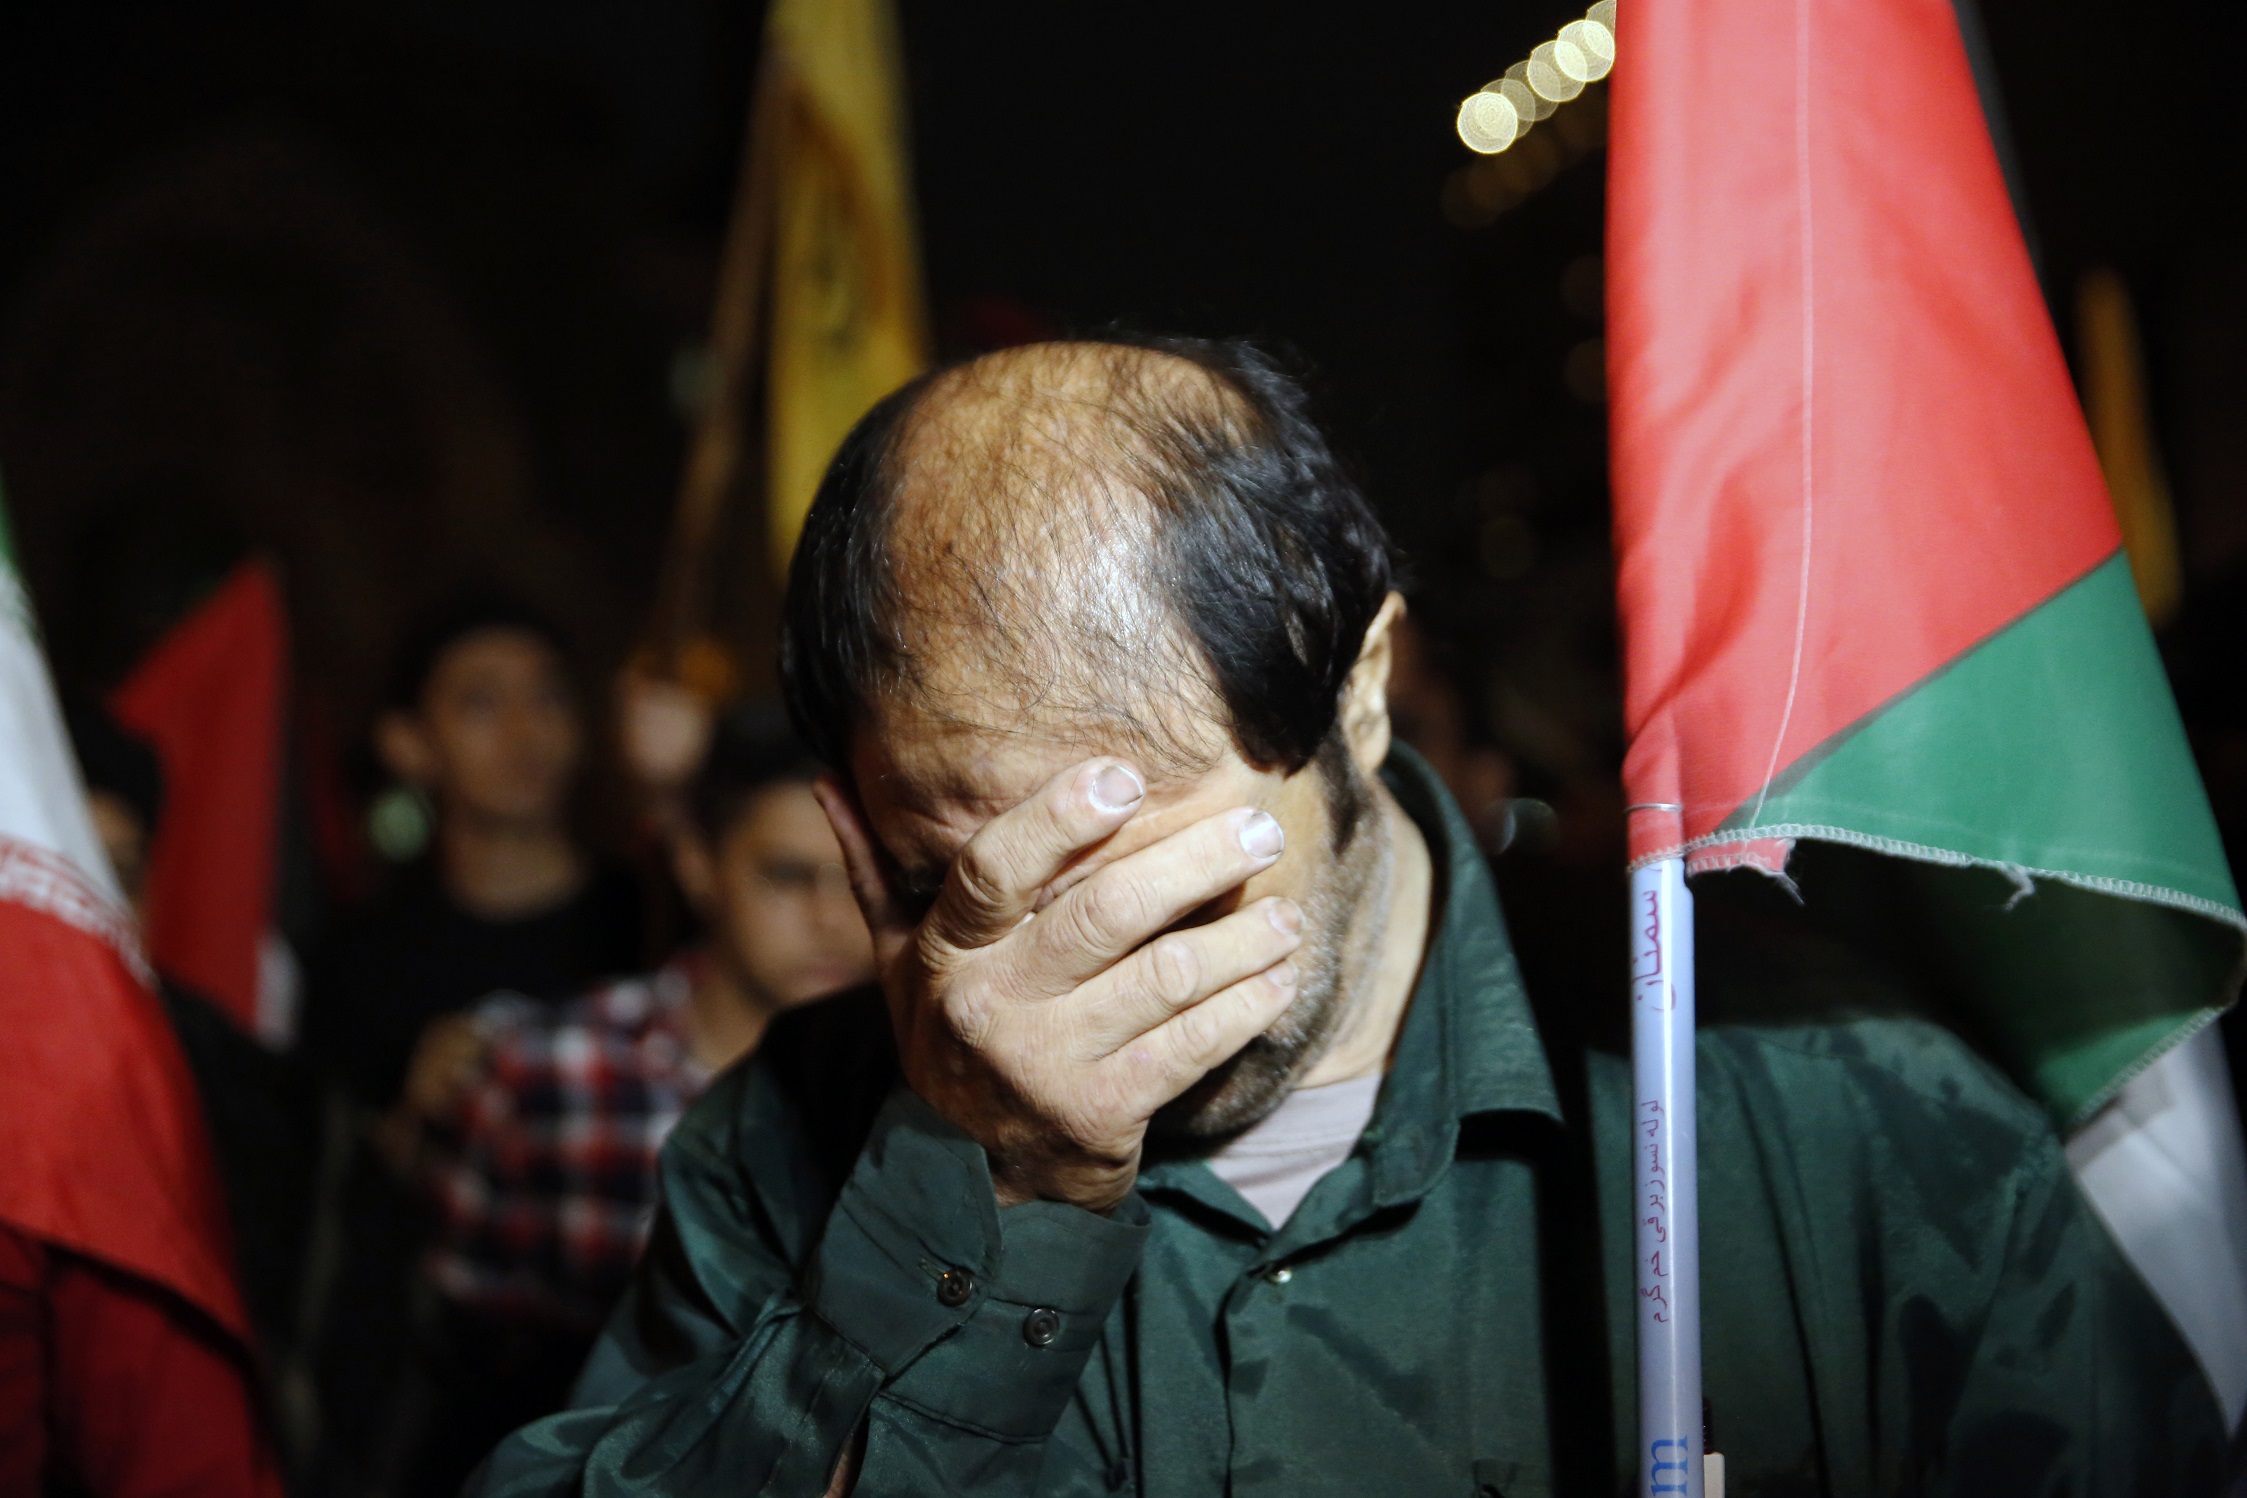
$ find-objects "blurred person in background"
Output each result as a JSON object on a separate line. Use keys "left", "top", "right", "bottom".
{"left": 614, "top": 663, "right": 716, "bottom": 844}
{"left": 307, "top": 593, "right": 642, "bottom": 1130}
{"left": 66, "top": 701, "right": 324, "bottom": 1435}
{"left": 412, "top": 702, "right": 874, "bottom": 1493}
{"left": 304, "top": 592, "right": 641, "bottom": 1498}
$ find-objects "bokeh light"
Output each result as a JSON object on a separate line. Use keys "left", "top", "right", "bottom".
{"left": 1455, "top": 2, "right": 1612, "bottom": 165}
{"left": 1497, "top": 72, "right": 1549, "bottom": 126}
{"left": 1558, "top": 20, "right": 1614, "bottom": 82}
{"left": 1456, "top": 89, "right": 1523, "bottom": 154}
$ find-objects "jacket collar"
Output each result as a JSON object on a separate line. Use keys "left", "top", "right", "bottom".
{"left": 1363, "top": 745, "right": 1560, "bottom": 1206}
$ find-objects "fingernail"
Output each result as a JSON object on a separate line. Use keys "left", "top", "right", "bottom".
{"left": 1269, "top": 961, "right": 1299, "bottom": 990}
{"left": 1092, "top": 764, "right": 1144, "bottom": 813}
{"left": 1238, "top": 810, "right": 1284, "bottom": 859}
{"left": 1267, "top": 898, "right": 1302, "bottom": 936}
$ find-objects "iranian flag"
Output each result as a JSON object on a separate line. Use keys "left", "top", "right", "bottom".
{"left": 0, "top": 496, "right": 248, "bottom": 1344}
{"left": 1608, "top": 0, "right": 2247, "bottom": 1430}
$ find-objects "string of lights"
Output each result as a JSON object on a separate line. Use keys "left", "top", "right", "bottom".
{"left": 1455, "top": 1, "right": 1615, "bottom": 156}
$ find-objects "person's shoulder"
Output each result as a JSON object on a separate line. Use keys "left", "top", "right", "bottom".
{"left": 554, "top": 858, "right": 647, "bottom": 972}
{"left": 567, "top": 859, "right": 644, "bottom": 928}
{"left": 1698, "top": 1014, "right": 2050, "bottom": 1140}
{"left": 1588, "top": 1013, "right": 2059, "bottom": 1199}
{"left": 338, "top": 861, "right": 453, "bottom": 935}
{"left": 564, "top": 967, "right": 676, "bottom": 1033}
{"left": 305, "top": 873, "right": 406, "bottom": 968}
{"left": 478, "top": 967, "right": 666, "bottom": 1048}
{"left": 562, "top": 860, "right": 637, "bottom": 921}
{"left": 668, "top": 985, "right": 898, "bottom": 1167}
{"left": 658, "top": 985, "right": 899, "bottom": 1243}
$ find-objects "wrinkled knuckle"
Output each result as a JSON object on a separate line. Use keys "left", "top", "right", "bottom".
{"left": 1146, "top": 934, "right": 1201, "bottom": 1008}
{"left": 1075, "top": 874, "right": 1148, "bottom": 945}
{"left": 949, "top": 844, "right": 1012, "bottom": 915}
{"left": 946, "top": 989, "right": 1001, "bottom": 1050}
{"left": 1171, "top": 1002, "right": 1221, "bottom": 1063}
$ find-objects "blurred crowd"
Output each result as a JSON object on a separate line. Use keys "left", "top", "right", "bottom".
{"left": 17, "top": 536, "right": 1559, "bottom": 1498}
{"left": 42, "top": 586, "right": 876, "bottom": 1497}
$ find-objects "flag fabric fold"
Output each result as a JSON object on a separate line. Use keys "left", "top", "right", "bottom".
{"left": 1607, "top": 0, "right": 2244, "bottom": 1131}
{"left": 0, "top": 501, "right": 248, "bottom": 1344}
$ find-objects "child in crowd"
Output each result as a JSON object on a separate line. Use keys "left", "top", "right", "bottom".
{"left": 410, "top": 702, "right": 874, "bottom": 1493}
{"left": 306, "top": 593, "right": 642, "bottom": 1129}
{"left": 304, "top": 592, "right": 641, "bottom": 1496}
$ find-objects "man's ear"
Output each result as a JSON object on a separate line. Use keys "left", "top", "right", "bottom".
{"left": 375, "top": 711, "right": 438, "bottom": 788}
{"left": 1339, "top": 592, "right": 1407, "bottom": 778}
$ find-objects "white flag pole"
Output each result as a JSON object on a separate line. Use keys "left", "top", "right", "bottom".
{"left": 1629, "top": 844, "right": 1708, "bottom": 1497}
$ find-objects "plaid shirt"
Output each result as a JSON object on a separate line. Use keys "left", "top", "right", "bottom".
{"left": 425, "top": 961, "right": 710, "bottom": 1329}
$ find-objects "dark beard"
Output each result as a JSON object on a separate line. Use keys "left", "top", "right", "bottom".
{"left": 1149, "top": 747, "right": 1384, "bottom": 1144}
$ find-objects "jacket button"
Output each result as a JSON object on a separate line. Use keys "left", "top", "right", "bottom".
{"left": 1265, "top": 1264, "right": 1293, "bottom": 1284}
{"left": 935, "top": 1268, "right": 975, "bottom": 1307}
{"left": 1022, "top": 1307, "right": 1063, "bottom": 1347}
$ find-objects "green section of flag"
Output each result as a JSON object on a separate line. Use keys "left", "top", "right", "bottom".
{"left": 1894, "top": 857, "right": 2232, "bottom": 1126}
{"left": 1722, "top": 552, "right": 2243, "bottom": 1124}
{"left": 1740, "top": 554, "right": 2238, "bottom": 913}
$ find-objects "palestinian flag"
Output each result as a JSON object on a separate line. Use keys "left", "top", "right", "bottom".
{"left": 113, "top": 559, "right": 287, "bottom": 1039}
{"left": 1607, "top": 0, "right": 2243, "bottom": 1131}
{"left": 0, "top": 493, "right": 248, "bottom": 1343}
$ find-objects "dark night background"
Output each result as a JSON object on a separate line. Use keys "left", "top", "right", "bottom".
{"left": 0, "top": 0, "right": 2243, "bottom": 864}
{"left": 8, "top": 9, "right": 2247, "bottom": 1490}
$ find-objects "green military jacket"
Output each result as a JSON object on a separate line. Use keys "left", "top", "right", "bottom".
{"left": 473, "top": 759, "right": 2223, "bottom": 1497}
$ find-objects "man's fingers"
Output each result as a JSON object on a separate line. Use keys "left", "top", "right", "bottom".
{"left": 1109, "top": 962, "right": 1303, "bottom": 1108}
{"left": 926, "top": 759, "right": 1147, "bottom": 951}
{"left": 814, "top": 775, "right": 914, "bottom": 956}
{"left": 1071, "top": 897, "right": 1303, "bottom": 1057}
{"left": 1005, "top": 805, "right": 1289, "bottom": 991}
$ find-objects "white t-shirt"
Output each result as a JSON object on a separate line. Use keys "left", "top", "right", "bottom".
{"left": 1206, "top": 1070, "right": 1384, "bottom": 1230}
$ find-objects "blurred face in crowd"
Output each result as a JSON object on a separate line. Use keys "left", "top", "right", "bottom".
{"left": 678, "top": 780, "right": 875, "bottom": 1011}
{"left": 379, "top": 627, "right": 581, "bottom": 830}
{"left": 86, "top": 790, "right": 150, "bottom": 914}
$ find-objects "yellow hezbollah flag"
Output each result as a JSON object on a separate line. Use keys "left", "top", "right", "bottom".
{"left": 764, "top": 0, "right": 930, "bottom": 566}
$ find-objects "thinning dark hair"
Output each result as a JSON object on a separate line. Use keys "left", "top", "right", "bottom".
{"left": 779, "top": 337, "right": 1395, "bottom": 782}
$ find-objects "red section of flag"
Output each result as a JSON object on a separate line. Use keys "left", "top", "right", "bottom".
{"left": 1607, "top": 0, "right": 2118, "bottom": 865}
{"left": 111, "top": 562, "right": 285, "bottom": 1032}
{"left": 0, "top": 893, "right": 248, "bottom": 1344}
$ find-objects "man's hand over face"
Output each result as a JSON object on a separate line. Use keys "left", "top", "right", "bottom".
{"left": 817, "top": 760, "right": 1303, "bottom": 1213}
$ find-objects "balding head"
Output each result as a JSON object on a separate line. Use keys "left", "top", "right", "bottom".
{"left": 781, "top": 338, "right": 1394, "bottom": 783}
{"left": 783, "top": 340, "right": 1410, "bottom": 1138}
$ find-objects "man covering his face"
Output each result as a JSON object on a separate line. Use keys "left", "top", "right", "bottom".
{"left": 470, "top": 341, "right": 2223, "bottom": 1496}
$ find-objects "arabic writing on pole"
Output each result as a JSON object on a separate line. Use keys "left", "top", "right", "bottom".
{"left": 1640, "top": 1098, "right": 1669, "bottom": 1323}
{"left": 1631, "top": 886, "right": 1671, "bottom": 1010}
